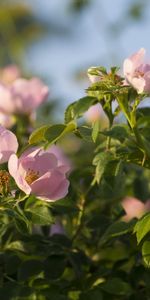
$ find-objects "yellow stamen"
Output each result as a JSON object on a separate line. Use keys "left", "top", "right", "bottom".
{"left": 135, "top": 70, "right": 144, "bottom": 77}
{"left": 0, "top": 170, "right": 10, "bottom": 195}
{"left": 25, "top": 169, "right": 39, "bottom": 185}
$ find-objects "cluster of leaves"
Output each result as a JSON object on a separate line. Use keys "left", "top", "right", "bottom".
{"left": 1, "top": 66, "right": 150, "bottom": 300}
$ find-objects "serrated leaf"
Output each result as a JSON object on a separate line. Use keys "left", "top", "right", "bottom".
{"left": 18, "top": 260, "right": 43, "bottom": 281}
{"left": 5, "top": 241, "right": 26, "bottom": 252}
{"left": 101, "top": 220, "right": 135, "bottom": 243}
{"left": 134, "top": 213, "right": 150, "bottom": 244}
{"left": 44, "top": 122, "right": 76, "bottom": 146}
{"left": 88, "top": 66, "right": 107, "bottom": 76}
{"left": 79, "top": 289, "right": 103, "bottom": 300}
{"left": 92, "top": 120, "right": 100, "bottom": 143}
{"left": 142, "top": 241, "right": 150, "bottom": 267}
{"left": 29, "top": 125, "right": 49, "bottom": 144}
{"left": 25, "top": 206, "right": 53, "bottom": 225}
{"left": 93, "top": 152, "right": 113, "bottom": 184}
{"left": 102, "top": 124, "right": 130, "bottom": 143}
{"left": 100, "top": 278, "right": 132, "bottom": 296}
{"left": 77, "top": 126, "right": 92, "bottom": 141}
{"left": 44, "top": 255, "right": 66, "bottom": 279}
{"left": 65, "top": 96, "right": 96, "bottom": 123}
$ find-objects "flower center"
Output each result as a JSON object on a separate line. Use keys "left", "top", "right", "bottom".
{"left": 0, "top": 170, "right": 10, "bottom": 195}
{"left": 135, "top": 70, "right": 144, "bottom": 77}
{"left": 25, "top": 169, "right": 39, "bottom": 185}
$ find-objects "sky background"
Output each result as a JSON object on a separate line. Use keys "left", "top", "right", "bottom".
{"left": 22, "top": 0, "right": 150, "bottom": 112}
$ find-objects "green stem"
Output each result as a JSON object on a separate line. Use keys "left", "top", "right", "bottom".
{"left": 72, "top": 185, "right": 93, "bottom": 242}
{"left": 132, "top": 126, "right": 150, "bottom": 160}
{"left": 71, "top": 195, "right": 86, "bottom": 242}
{"left": 106, "top": 136, "right": 111, "bottom": 150}
{"left": 117, "top": 97, "right": 132, "bottom": 128}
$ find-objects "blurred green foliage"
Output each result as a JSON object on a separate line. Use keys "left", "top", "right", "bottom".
{"left": 0, "top": 0, "right": 44, "bottom": 65}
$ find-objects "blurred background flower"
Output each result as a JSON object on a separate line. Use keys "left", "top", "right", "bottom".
{"left": 1, "top": 0, "right": 150, "bottom": 120}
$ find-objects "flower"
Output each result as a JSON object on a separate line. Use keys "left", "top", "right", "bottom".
{"left": 47, "top": 145, "right": 72, "bottom": 172}
{"left": 11, "top": 78, "right": 49, "bottom": 113}
{"left": 84, "top": 103, "right": 103, "bottom": 123}
{"left": 123, "top": 48, "right": 150, "bottom": 93}
{"left": 0, "top": 125, "right": 18, "bottom": 164}
{"left": 122, "top": 197, "right": 150, "bottom": 221}
{"left": 0, "top": 112, "right": 15, "bottom": 128}
{"left": 8, "top": 146, "right": 70, "bottom": 201}
{"left": 0, "top": 84, "right": 14, "bottom": 114}
{"left": 0, "top": 170, "right": 10, "bottom": 195}
{"left": 0, "top": 65, "right": 20, "bottom": 85}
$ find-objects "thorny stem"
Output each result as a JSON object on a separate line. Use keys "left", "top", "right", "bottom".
{"left": 72, "top": 184, "right": 93, "bottom": 242}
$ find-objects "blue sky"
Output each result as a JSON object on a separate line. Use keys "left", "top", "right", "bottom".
{"left": 24, "top": 0, "right": 150, "bottom": 110}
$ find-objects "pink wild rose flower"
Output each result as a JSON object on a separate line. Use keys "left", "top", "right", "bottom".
{"left": 0, "top": 65, "right": 20, "bottom": 85}
{"left": 0, "top": 84, "right": 15, "bottom": 114}
{"left": 0, "top": 125, "right": 18, "bottom": 164}
{"left": 122, "top": 197, "right": 150, "bottom": 221}
{"left": 10, "top": 78, "right": 49, "bottom": 114}
{"left": 123, "top": 48, "right": 150, "bottom": 93}
{"left": 0, "top": 112, "right": 15, "bottom": 128}
{"left": 85, "top": 103, "right": 103, "bottom": 123}
{"left": 8, "top": 147, "right": 70, "bottom": 201}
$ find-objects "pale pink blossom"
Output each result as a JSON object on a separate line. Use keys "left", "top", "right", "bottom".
{"left": 123, "top": 48, "right": 150, "bottom": 93}
{"left": 85, "top": 103, "right": 102, "bottom": 123}
{"left": 122, "top": 197, "right": 150, "bottom": 221}
{"left": 0, "top": 65, "right": 20, "bottom": 85}
{"left": 0, "top": 112, "right": 15, "bottom": 128}
{"left": 0, "top": 77, "right": 49, "bottom": 116}
{"left": 10, "top": 78, "right": 49, "bottom": 113}
{"left": 47, "top": 145, "right": 72, "bottom": 172}
{"left": 0, "top": 84, "right": 14, "bottom": 114}
{"left": 0, "top": 125, "right": 18, "bottom": 164}
{"left": 8, "top": 146, "right": 70, "bottom": 201}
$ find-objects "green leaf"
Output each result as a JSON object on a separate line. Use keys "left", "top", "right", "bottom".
{"left": 136, "top": 107, "right": 150, "bottom": 121}
{"left": 18, "top": 259, "right": 43, "bottom": 281}
{"left": 64, "top": 101, "right": 77, "bottom": 124}
{"left": 29, "top": 125, "right": 49, "bottom": 144}
{"left": 77, "top": 126, "right": 92, "bottom": 141}
{"left": 16, "top": 287, "right": 36, "bottom": 300}
{"left": 65, "top": 96, "right": 96, "bottom": 123}
{"left": 142, "top": 241, "right": 150, "bottom": 267}
{"left": 134, "top": 213, "right": 150, "bottom": 244}
{"left": 69, "top": 291, "right": 80, "bottom": 300}
{"left": 5, "top": 253, "right": 21, "bottom": 275}
{"left": 92, "top": 120, "right": 100, "bottom": 143}
{"left": 0, "top": 283, "right": 19, "bottom": 300}
{"left": 111, "top": 66, "right": 120, "bottom": 74}
{"left": 93, "top": 152, "right": 113, "bottom": 184}
{"left": 25, "top": 206, "right": 53, "bottom": 225}
{"left": 102, "top": 124, "right": 130, "bottom": 143}
{"left": 44, "top": 255, "right": 66, "bottom": 279}
{"left": 44, "top": 122, "right": 76, "bottom": 146}
{"left": 101, "top": 220, "right": 135, "bottom": 243}
{"left": 79, "top": 289, "right": 103, "bottom": 300}
{"left": 100, "top": 278, "right": 132, "bottom": 296}
{"left": 88, "top": 66, "right": 107, "bottom": 76}
{"left": 4, "top": 240, "right": 26, "bottom": 252}
{"left": 15, "top": 217, "right": 30, "bottom": 235}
